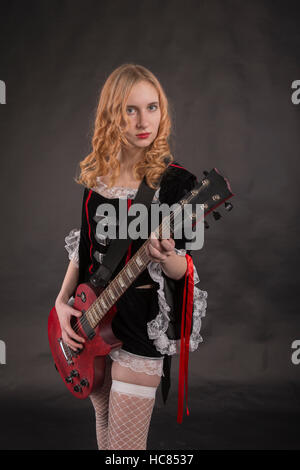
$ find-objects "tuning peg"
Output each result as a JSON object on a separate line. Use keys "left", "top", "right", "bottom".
{"left": 224, "top": 202, "right": 233, "bottom": 211}
{"left": 203, "top": 170, "right": 209, "bottom": 176}
{"left": 212, "top": 211, "right": 221, "bottom": 220}
{"left": 204, "top": 220, "right": 209, "bottom": 229}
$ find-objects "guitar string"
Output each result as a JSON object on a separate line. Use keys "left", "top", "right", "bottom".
{"left": 67, "top": 186, "right": 200, "bottom": 348}
{"left": 69, "top": 203, "right": 181, "bottom": 338}
{"left": 64, "top": 187, "right": 201, "bottom": 352}
{"left": 72, "top": 186, "right": 199, "bottom": 338}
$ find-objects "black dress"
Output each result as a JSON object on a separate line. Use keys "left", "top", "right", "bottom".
{"left": 66, "top": 161, "right": 208, "bottom": 423}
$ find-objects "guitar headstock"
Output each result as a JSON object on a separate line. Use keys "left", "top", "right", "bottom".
{"left": 180, "top": 168, "right": 234, "bottom": 229}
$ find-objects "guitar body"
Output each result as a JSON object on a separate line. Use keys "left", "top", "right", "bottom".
{"left": 48, "top": 282, "right": 122, "bottom": 399}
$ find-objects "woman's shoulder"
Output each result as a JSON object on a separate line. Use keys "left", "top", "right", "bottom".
{"left": 165, "top": 160, "right": 197, "bottom": 184}
{"left": 159, "top": 160, "right": 198, "bottom": 204}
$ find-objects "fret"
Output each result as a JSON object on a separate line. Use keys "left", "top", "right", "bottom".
{"left": 123, "top": 266, "right": 133, "bottom": 288}
{"left": 126, "top": 265, "right": 134, "bottom": 279}
{"left": 105, "top": 287, "right": 113, "bottom": 303}
{"left": 107, "top": 286, "right": 116, "bottom": 302}
{"left": 110, "top": 282, "right": 120, "bottom": 298}
{"left": 114, "top": 280, "right": 123, "bottom": 297}
{"left": 118, "top": 275, "right": 126, "bottom": 289}
{"left": 135, "top": 255, "right": 143, "bottom": 267}
{"left": 91, "top": 302, "right": 101, "bottom": 325}
{"left": 123, "top": 270, "right": 131, "bottom": 285}
{"left": 90, "top": 309, "right": 101, "bottom": 328}
{"left": 130, "top": 257, "right": 143, "bottom": 276}
{"left": 100, "top": 297, "right": 108, "bottom": 309}
{"left": 135, "top": 259, "right": 142, "bottom": 274}
{"left": 130, "top": 260, "right": 138, "bottom": 276}
{"left": 89, "top": 308, "right": 98, "bottom": 325}
{"left": 103, "top": 291, "right": 112, "bottom": 311}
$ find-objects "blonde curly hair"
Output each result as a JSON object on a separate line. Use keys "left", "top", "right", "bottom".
{"left": 75, "top": 63, "right": 174, "bottom": 190}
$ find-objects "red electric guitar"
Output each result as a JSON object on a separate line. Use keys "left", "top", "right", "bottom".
{"left": 48, "top": 168, "right": 234, "bottom": 399}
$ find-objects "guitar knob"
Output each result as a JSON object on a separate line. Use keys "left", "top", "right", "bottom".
{"left": 204, "top": 220, "right": 209, "bottom": 229}
{"left": 80, "top": 378, "right": 89, "bottom": 387}
{"left": 76, "top": 291, "right": 86, "bottom": 303}
{"left": 73, "top": 385, "right": 82, "bottom": 393}
{"left": 212, "top": 211, "right": 221, "bottom": 220}
{"left": 225, "top": 202, "right": 233, "bottom": 211}
{"left": 65, "top": 376, "right": 73, "bottom": 383}
{"left": 70, "top": 369, "right": 79, "bottom": 377}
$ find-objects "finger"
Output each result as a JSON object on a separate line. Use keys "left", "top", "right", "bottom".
{"left": 69, "top": 307, "right": 82, "bottom": 318}
{"left": 148, "top": 245, "right": 167, "bottom": 262}
{"left": 151, "top": 239, "right": 173, "bottom": 257}
{"left": 149, "top": 243, "right": 163, "bottom": 260}
{"left": 161, "top": 239, "right": 175, "bottom": 251}
{"left": 62, "top": 333, "right": 83, "bottom": 352}
{"left": 64, "top": 325, "right": 85, "bottom": 345}
{"left": 149, "top": 237, "right": 160, "bottom": 250}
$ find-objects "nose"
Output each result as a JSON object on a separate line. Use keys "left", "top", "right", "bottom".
{"left": 136, "top": 109, "right": 149, "bottom": 129}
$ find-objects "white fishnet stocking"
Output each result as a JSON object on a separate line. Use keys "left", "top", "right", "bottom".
{"left": 107, "top": 380, "right": 157, "bottom": 450}
{"left": 89, "top": 356, "right": 113, "bottom": 450}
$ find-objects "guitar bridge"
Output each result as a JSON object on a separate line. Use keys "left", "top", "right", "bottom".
{"left": 58, "top": 338, "right": 74, "bottom": 365}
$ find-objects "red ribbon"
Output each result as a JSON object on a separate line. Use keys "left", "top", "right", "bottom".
{"left": 125, "top": 199, "right": 132, "bottom": 264}
{"left": 177, "top": 254, "right": 194, "bottom": 423}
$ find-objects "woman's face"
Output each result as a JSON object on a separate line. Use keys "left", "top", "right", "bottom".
{"left": 123, "top": 81, "right": 161, "bottom": 149}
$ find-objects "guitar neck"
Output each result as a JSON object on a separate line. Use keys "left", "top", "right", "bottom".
{"left": 84, "top": 187, "right": 196, "bottom": 328}
{"left": 82, "top": 168, "right": 233, "bottom": 330}
{"left": 86, "top": 236, "right": 156, "bottom": 329}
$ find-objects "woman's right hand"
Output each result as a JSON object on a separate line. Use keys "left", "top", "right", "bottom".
{"left": 55, "top": 298, "right": 86, "bottom": 352}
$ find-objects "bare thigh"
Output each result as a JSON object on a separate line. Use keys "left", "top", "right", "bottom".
{"left": 111, "top": 360, "right": 162, "bottom": 388}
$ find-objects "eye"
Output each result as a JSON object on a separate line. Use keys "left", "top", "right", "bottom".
{"left": 126, "top": 104, "right": 159, "bottom": 115}
{"left": 126, "top": 107, "right": 135, "bottom": 115}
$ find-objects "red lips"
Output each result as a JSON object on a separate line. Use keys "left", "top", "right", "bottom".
{"left": 136, "top": 133, "right": 150, "bottom": 138}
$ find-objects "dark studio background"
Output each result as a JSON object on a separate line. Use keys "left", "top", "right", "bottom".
{"left": 0, "top": 0, "right": 299, "bottom": 450}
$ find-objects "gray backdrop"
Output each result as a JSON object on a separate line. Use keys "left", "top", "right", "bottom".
{"left": 0, "top": 0, "right": 299, "bottom": 450}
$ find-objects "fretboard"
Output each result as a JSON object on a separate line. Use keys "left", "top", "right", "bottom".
{"left": 86, "top": 238, "right": 154, "bottom": 328}
{"left": 84, "top": 189, "right": 193, "bottom": 329}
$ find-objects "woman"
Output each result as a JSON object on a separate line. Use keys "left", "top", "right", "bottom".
{"left": 55, "top": 64, "right": 208, "bottom": 450}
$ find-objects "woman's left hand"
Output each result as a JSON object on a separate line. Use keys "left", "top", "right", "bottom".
{"left": 146, "top": 232, "right": 175, "bottom": 263}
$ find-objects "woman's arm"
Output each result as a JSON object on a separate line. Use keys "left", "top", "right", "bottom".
{"left": 147, "top": 233, "right": 188, "bottom": 281}
{"left": 160, "top": 251, "right": 187, "bottom": 281}
{"left": 55, "top": 260, "right": 79, "bottom": 308}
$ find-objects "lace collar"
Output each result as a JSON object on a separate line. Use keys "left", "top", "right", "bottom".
{"left": 92, "top": 176, "right": 139, "bottom": 199}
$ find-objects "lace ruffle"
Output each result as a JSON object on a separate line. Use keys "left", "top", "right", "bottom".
{"left": 146, "top": 249, "right": 208, "bottom": 355}
{"left": 91, "top": 177, "right": 161, "bottom": 202}
{"left": 108, "top": 348, "right": 165, "bottom": 377}
{"left": 92, "top": 177, "right": 138, "bottom": 199}
{"left": 64, "top": 228, "right": 80, "bottom": 268}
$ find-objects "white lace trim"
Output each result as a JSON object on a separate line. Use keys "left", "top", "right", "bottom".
{"left": 91, "top": 177, "right": 161, "bottom": 202}
{"left": 64, "top": 228, "right": 80, "bottom": 268}
{"left": 146, "top": 249, "right": 208, "bottom": 355}
{"left": 92, "top": 177, "right": 139, "bottom": 199}
{"left": 108, "top": 348, "right": 164, "bottom": 377}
